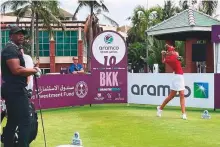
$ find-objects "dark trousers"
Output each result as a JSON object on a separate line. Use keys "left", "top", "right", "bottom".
{"left": 1, "top": 84, "right": 31, "bottom": 147}
{"left": 1, "top": 111, "right": 6, "bottom": 122}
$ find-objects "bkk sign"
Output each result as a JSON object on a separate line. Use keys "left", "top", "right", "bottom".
{"left": 90, "top": 31, "right": 128, "bottom": 103}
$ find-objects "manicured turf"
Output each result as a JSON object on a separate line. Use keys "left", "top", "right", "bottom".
{"left": 1, "top": 104, "right": 220, "bottom": 147}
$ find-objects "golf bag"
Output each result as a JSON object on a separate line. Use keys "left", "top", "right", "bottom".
{"left": 1, "top": 96, "right": 38, "bottom": 146}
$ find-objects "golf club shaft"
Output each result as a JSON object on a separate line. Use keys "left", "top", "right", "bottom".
{"left": 34, "top": 76, "right": 47, "bottom": 147}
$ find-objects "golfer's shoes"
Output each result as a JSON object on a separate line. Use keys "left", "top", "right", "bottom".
{"left": 157, "top": 106, "right": 162, "bottom": 117}
{"left": 157, "top": 106, "right": 187, "bottom": 120}
{"left": 182, "top": 113, "right": 187, "bottom": 120}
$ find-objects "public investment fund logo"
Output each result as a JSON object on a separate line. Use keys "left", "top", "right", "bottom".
{"left": 104, "top": 34, "right": 113, "bottom": 44}
{"left": 194, "top": 82, "right": 209, "bottom": 98}
{"left": 75, "top": 81, "right": 88, "bottom": 98}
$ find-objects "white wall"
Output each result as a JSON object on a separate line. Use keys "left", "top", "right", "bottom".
{"left": 39, "top": 57, "right": 73, "bottom": 63}
{"left": 0, "top": 15, "right": 31, "bottom": 22}
{"left": 100, "top": 25, "right": 117, "bottom": 31}
{"left": 39, "top": 56, "right": 87, "bottom": 64}
{"left": 128, "top": 73, "right": 215, "bottom": 108}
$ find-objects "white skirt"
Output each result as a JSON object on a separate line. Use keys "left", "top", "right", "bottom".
{"left": 170, "top": 74, "right": 185, "bottom": 91}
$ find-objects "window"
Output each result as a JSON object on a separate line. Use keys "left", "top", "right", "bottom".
{"left": 1, "top": 30, "right": 10, "bottom": 49}
{"left": 55, "top": 31, "right": 78, "bottom": 56}
{"left": 1, "top": 30, "right": 78, "bottom": 57}
{"left": 41, "top": 68, "right": 50, "bottom": 74}
{"left": 38, "top": 31, "right": 50, "bottom": 57}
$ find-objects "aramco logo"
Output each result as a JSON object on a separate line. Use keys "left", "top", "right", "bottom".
{"left": 104, "top": 34, "right": 113, "bottom": 44}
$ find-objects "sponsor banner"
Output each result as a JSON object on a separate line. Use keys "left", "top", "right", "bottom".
{"left": 212, "top": 25, "right": 220, "bottom": 43}
{"left": 31, "top": 75, "right": 90, "bottom": 110}
{"left": 128, "top": 73, "right": 214, "bottom": 108}
{"left": 90, "top": 30, "right": 128, "bottom": 103}
{"left": 1, "top": 31, "right": 128, "bottom": 110}
{"left": 214, "top": 74, "right": 220, "bottom": 109}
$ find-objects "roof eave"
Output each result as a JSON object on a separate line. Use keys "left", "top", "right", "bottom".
{"left": 146, "top": 26, "right": 211, "bottom": 36}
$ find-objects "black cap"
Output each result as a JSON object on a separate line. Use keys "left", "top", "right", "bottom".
{"left": 9, "top": 26, "right": 27, "bottom": 36}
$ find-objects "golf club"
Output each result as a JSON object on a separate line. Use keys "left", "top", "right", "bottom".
{"left": 34, "top": 75, "right": 47, "bottom": 147}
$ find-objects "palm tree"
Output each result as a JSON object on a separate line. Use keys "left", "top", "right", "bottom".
{"left": 127, "top": 1, "right": 182, "bottom": 72}
{"left": 127, "top": 5, "right": 163, "bottom": 44}
{"left": 126, "top": 6, "right": 145, "bottom": 43}
{"left": 144, "top": 37, "right": 165, "bottom": 72}
{"left": 1, "top": 0, "right": 65, "bottom": 59}
{"left": 162, "top": 0, "right": 181, "bottom": 20}
{"left": 179, "top": 0, "right": 197, "bottom": 10}
{"left": 127, "top": 1, "right": 181, "bottom": 44}
{"left": 198, "top": 0, "right": 218, "bottom": 16}
{"left": 73, "top": 0, "right": 118, "bottom": 71}
{"left": 179, "top": 0, "right": 218, "bottom": 16}
{"left": 128, "top": 42, "right": 146, "bottom": 73}
{"left": 95, "top": 8, "right": 119, "bottom": 27}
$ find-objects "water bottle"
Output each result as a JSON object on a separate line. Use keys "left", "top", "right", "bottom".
{"left": 201, "top": 110, "right": 211, "bottom": 119}
{"left": 72, "top": 132, "right": 82, "bottom": 146}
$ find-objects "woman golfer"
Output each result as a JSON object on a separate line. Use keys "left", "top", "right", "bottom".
{"left": 157, "top": 44, "right": 187, "bottom": 120}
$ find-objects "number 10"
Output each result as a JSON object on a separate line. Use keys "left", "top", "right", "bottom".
{"left": 104, "top": 56, "right": 116, "bottom": 66}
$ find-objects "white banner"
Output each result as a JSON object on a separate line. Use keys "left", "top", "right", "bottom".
{"left": 128, "top": 73, "right": 214, "bottom": 108}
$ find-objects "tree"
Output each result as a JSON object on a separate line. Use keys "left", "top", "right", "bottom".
{"left": 95, "top": 8, "right": 119, "bottom": 27}
{"left": 1, "top": 0, "right": 65, "bottom": 59}
{"left": 178, "top": 0, "right": 218, "bottom": 16}
{"left": 128, "top": 42, "right": 146, "bottom": 73}
{"left": 127, "top": 1, "right": 182, "bottom": 72}
{"left": 127, "top": 0, "right": 219, "bottom": 73}
{"left": 145, "top": 37, "right": 166, "bottom": 73}
{"left": 198, "top": 0, "right": 218, "bottom": 16}
{"left": 126, "top": 5, "right": 163, "bottom": 44}
{"left": 179, "top": 0, "right": 197, "bottom": 10}
{"left": 73, "top": 0, "right": 118, "bottom": 71}
{"left": 126, "top": 5, "right": 164, "bottom": 72}
{"left": 127, "top": 1, "right": 181, "bottom": 44}
{"left": 162, "top": 0, "right": 181, "bottom": 20}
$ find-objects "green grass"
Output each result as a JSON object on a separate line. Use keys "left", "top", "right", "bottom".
{"left": 1, "top": 104, "right": 220, "bottom": 147}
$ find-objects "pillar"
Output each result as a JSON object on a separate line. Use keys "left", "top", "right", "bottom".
{"left": 49, "top": 40, "right": 56, "bottom": 73}
{"left": 183, "top": 38, "right": 197, "bottom": 73}
{"left": 77, "top": 27, "right": 83, "bottom": 65}
{"left": 206, "top": 40, "right": 214, "bottom": 73}
{"left": 78, "top": 40, "right": 83, "bottom": 64}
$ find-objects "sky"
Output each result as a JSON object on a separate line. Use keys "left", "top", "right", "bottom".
{"left": 59, "top": 0, "right": 165, "bottom": 26}
{"left": 1, "top": 0, "right": 220, "bottom": 27}
{"left": 58, "top": 0, "right": 220, "bottom": 26}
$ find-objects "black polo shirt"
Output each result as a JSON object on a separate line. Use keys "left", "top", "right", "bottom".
{"left": 1, "top": 42, "right": 27, "bottom": 88}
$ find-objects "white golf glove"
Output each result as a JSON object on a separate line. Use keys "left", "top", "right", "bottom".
{"left": 161, "top": 50, "right": 166, "bottom": 55}
{"left": 177, "top": 56, "right": 183, "bottom": 61}
{"left": 34, "top": 67, "right": 42, "bottom": 78}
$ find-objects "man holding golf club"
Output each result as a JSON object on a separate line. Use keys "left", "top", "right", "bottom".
{"left": 1, "top": 26, "right": 41, "bottom": 147}
{"left": 156, "top": 44, "right": 187, "bottom": 120}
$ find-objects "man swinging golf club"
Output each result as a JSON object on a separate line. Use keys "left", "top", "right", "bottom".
{"left": 1, "top": 26, "right": 41, "bottom": 147}
{"left": 156, "top": 44, "right": 187, "bottom": 120}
